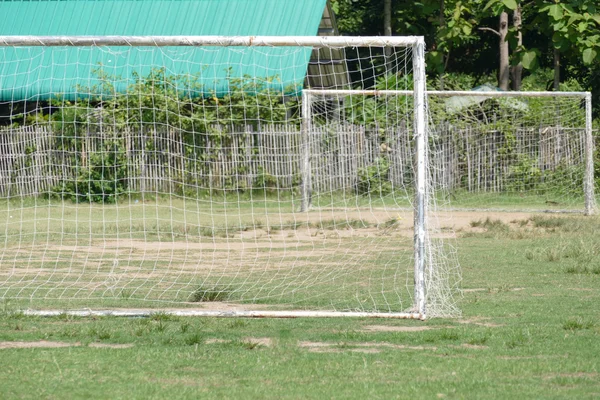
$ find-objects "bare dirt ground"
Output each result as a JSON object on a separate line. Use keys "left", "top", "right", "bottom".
{"left": 0, "top": 341, "right": 134, "bottom": 349}
{"left": 206, "top": 337, "right": 273, "bottom": 347}
{"left": 297, "top": 340, "right": 437, "bottom": 353}
{"left": 0, "top": 209, "right": 533, "bottom": 298}
{"left": 14, "top": 210, "right": 534, "bottom": 255}
{"left": 361, "top": 325, "right": 439, "bottom": 332}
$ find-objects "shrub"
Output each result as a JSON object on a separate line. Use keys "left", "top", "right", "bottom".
{"left": 52, "top": 139, "right": 128, "bottom": 203}
{"left": 357, "top": 157, "right": 392, "bottom": 196}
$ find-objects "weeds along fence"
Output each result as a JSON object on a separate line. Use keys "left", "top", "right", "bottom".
{"left": 0, "top": 124, "right": 589, "bottom": 198}
{"left": 430, "top": 124, "right": 588, "bottom": 194}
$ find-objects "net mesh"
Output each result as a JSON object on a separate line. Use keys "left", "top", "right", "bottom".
{"left": 0, "top": 40, "right": 459, "bottom": 317}
{"left": 427, "top": 93, "right": 591, "bottom": 212}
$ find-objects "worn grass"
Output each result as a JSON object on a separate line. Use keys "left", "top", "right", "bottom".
{"left": 0, "top": 214, "right": 599, "bottom": 398}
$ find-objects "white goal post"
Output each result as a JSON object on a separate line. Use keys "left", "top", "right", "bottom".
{"left": 0, "top": 35, "right": 456, "bottom": 319}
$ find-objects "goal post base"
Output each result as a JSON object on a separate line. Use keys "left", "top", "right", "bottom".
{"left": 21, "top": 309, "right": 427, "bottom": 320}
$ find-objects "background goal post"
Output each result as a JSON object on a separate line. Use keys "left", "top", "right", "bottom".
{"left": 308, "top": 88, "right": 595, "bottom": 216}
{"left": 0, "top": 35, "right": 458, "bottom": 319}
{"left": 425, "top": 90, "right": 596, "bottom": 215}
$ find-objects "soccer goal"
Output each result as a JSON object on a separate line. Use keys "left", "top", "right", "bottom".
{"left": 426, "top": 90, "right": 596, "bottom": 215}
{"left": 0, "top": 35, "right": 462, "bottom": 319}
{"left": 309, "top": 89, "right": 596, "bottom": 215}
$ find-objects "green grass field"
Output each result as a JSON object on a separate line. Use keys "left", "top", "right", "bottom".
{"left": 1, "top": 213, "right": 599, "bottom": 399}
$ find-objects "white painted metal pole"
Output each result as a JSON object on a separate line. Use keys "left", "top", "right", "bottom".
{"left": 299, "top": 91, "right": 312, "bottom": 212}
{"left": 304, "top": 89, "right": 588, "bottom": 98}
{"left": 0, "top": 35, "right": 422, "bottom": 48}
{"left": 426, "top": 90, "right": 589, "bottom": 97}
{"left": 584, "top": 92, "right": 596, "bottom": 216}
{"left": 22, "top": 309, "right": 425, "bottom": 319}
{"left": 412, "top": 39, "right": 427, "bottom": 317}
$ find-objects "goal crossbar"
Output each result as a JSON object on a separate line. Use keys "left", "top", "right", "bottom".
{"left": 0, "top": 35, "right": 423, "bottom": 48}
{"left": 304, "top": 89, "right": 591, "bottom": 97}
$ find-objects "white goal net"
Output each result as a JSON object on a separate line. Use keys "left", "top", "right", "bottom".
{"left": 0, "top": 36, "right": 461, "bottom": 318}
{"left": 426, "top": 90, "right": 595, "bottom": 215}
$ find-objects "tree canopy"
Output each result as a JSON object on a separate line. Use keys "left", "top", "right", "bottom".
{"left": 331, "top": 0, "right": 600, "bottom": 117}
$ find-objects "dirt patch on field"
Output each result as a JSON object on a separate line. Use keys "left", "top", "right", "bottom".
{"left": 454, "top": 343, "right": 488, "bottom": 350}
{"left": 0, "top": 340, "right": 135, "bottom": 349}
{"left": 298, "top": 340, "right": 436, "bottom": 353}
{"left": 435, "top": 211, "right": 533, "bottom": 232}
{"left": 243, "top": 337, "right": 273, "bottom": 347}
{"left": 304, "top": 347, "right": 381, "bottom": 354}
{"left": 88, "top": 343, "right": 134, "bottom": 349}
{"left": 361, "top": 325, "right": 440, "bottom": 332}
{"left": 205, "top": 338, "right": 229, "bottom": 345}
{"left": 457, "top": 317, "right": 505, "bottom": 328}
{"left": 205, "top": 337, "right": 273, "bottom": 347}
{"left": 497, "top": 354, "right": 569, "bottom": 360}
{"left": 0, "top": 340, "right": 79, "bottom": 349}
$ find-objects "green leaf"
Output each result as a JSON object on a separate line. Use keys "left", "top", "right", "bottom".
{"left": 501, "top": 0, "right": 518, "bottom": 10}
{"left": 561, "top": 3, "right": 575, "bottom": 14}
{"left": 548, "top": 4, "right": 562, "bottom": 20}
{"left": 521, "top": 51, "right": 538, "bottom": 70}
{"left": 552, "top": 33, "right": 570, "bottom": 51}
{"left": 330, "top": 0, "right": 339, "bottom": 14}
{"left": 567, "top": 14, "right": 581, "bottom": 26}
{"left": 583, "top": 48, "right": 597, "bottom": 65}
{"left": 506, "top": 29, "right": 519, "bottom": 48}
{"left": 427, "top": 51, "right": 445, "bottom": 74}
{"left": 483, "top": 0, "right": 499, "bottom": 11}
{"left": 578, "top": 22, "right": 590, "bottom": 33}
{"left": 592, "top": 14, "right": 600, "bottom": 26}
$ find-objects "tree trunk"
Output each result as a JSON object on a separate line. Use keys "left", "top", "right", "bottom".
{"left": 511, "top": 5, "right": 523, "bottom": 91}
{"left": 384, "top": 0, "right": 392, "bottom": 36}
{"left": 499, "top": 12, "right": 509, "bottom": 90}
{"left": 384, "top": 0, "right": 392, "bottom": 56}
{"left": 439, "top": 0, "right": 446, "bottom": 90}
{"left": 553, "top": 48, "right": 560, "bottom": 90}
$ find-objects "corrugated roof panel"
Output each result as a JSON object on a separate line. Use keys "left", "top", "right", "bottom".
{"left": 0, "top": 0, "right": 327, "bottom": 100}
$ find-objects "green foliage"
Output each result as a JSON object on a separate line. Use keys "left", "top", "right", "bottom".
{"left": 357, "top": 157, "right": 392, "bottom": 196}
{"left": 506, "top": 155, "right": 541, "bottom": 192}
{"left": 52, "top": 138, "right": 129, "bottom": 203}
{"left": 431, "top": 0, "right": 478, "bottom": 74}
{"left": 188, "top": 286, "right": 231, "bottom": 303}
{"left": 563, "top": 317, "right": 595, "bottom": 331}
{"left": 342, "top": 73, "right": 413, "bottom": 127}
{"left": 428, "top": 72, "right": 496, "bottom": 91}
{"left": 332, "top": 0, "right": 600, "bottom": 118}
{"left": 538, "top": 0, "right": 600, "bottom": 66}
{"left": 253, "top": 166, "right": 279, "bottom": 192}
{"left": 37, "top": 68, "right": 301, "bottom": 202}
{"left": 73, "top": 67, "right": 298, "bottom": 131}
{"left": 541, "top": 164, "right": 585, "bottom": 198}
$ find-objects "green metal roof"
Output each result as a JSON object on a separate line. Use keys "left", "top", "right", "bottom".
{"left": 0, "top": 0, "right": 327, "bottom": 100}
